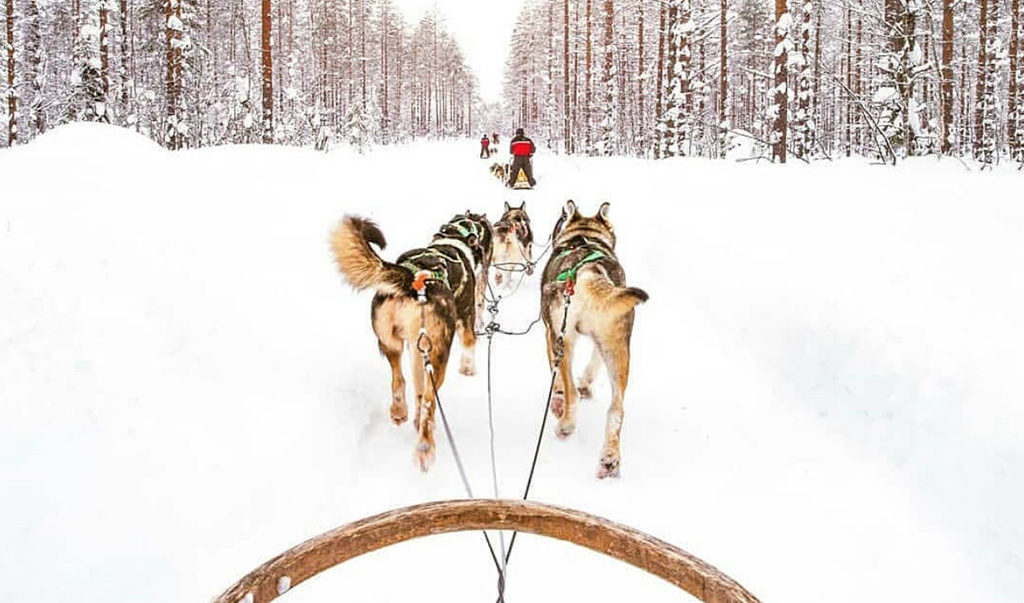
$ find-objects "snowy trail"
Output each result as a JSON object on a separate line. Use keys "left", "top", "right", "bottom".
{"left": 2, "top": 124, "right": 1023, "bottom": 603}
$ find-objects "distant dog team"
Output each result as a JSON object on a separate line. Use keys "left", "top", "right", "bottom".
{"left": 331, "top": 200, "right": 646, "bottom": 478}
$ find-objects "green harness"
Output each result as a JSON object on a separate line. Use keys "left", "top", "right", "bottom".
{"left": 400, "top": 241, "right": 473, "bottom": 295}
{"left": 400, "top": 214, "right": 487, "bottom": 296}
{"left": 442, "top": 217, "right": 485, "bottom": 240}
{"left": 553, "top": 239, "right": 608, "bottom": 284}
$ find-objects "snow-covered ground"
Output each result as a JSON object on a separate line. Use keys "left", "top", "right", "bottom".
{"left": 2, "top": 123, "right": 1023, "bottom": 603}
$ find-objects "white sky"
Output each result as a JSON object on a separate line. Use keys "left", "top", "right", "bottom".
{"left": 391, "top": 0, "right": 525, "bottom": 103}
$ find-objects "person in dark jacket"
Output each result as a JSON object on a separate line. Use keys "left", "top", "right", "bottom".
{"left": 507, "top": 127, "right": 536, "bottom": 187}
{"left": 480, "top": 135, "right": 491, "bottom": 158}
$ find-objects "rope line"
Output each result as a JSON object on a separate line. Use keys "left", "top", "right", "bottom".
{"left": 413, "top": 231, "right": 559, "bottom": 603}
{"left": 501, "top": 291, "right": 571, "bottom": 571}
{"left": 417, "top": 304, "right": 507, "bottom": 601}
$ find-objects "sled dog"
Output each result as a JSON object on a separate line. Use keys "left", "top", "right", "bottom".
{"left": 540, "top": 200, "right": 648, "bottom": 479}
{"left": 330, "top": 211, "right": 494, "bottom": 471}
{"left": 492, "top": 201, "right": 535, "bottom": 288}
{"left": 489, "top": 162, "right": 508, "bottom": 182}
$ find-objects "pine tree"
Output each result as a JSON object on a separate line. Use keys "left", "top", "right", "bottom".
{"left": 261, "top": 0, "right": 273, "bottom": 143}
{"left": 5, "top": 0, "right": 15, "bottom": 145}
{"left": 770, "top": 0, "right": 789, "bottom": 163}
{"left": 1009, "top": 0, "right": 1023, "bottom": 161}
{"left": 978, "top": 0, "right": 1000, "bottom": 166}
{"left": 791, "top": 0, "right": 814, "bottom": 159}
{"left": 597, "top": 0, "right": 617, "bottom": 154}
{"left": 940, "top": 0, "right": 954, "bottom": 154}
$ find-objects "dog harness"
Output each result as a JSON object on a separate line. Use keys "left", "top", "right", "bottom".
{"left": 400, "top": 214, "right": 488, "bottom": 299}
{"left": 552, "top": 236, "right": 611, "bottom": 292}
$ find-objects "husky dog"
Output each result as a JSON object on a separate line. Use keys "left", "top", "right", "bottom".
{"left": 492, "top": 201, "right": 535, "bottom": 288}
{"left": 540, "top": 200, "right": 648, "bottom": 479}
{"left": 330, "top": 211, "right": 494, "bottom": 471}
{"left": 490, "top": 162, "right": 509, "bottom": 182}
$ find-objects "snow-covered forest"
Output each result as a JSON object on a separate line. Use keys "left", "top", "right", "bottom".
{"left": 1, "top": 0, "right": 480, "bottom": 151}
{"left": 2, "top": 0, "right": 1023, "bottom": 165}
{"left": 505, "top": 0, "right": 1024, "bottom": 164}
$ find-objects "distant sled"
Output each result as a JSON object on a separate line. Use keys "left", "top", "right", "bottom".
{"left": 511, "top": 167, "right": 533, "bottom": 190}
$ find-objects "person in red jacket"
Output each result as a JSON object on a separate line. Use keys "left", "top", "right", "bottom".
{"left": 480, "top": 135, "right": 491, "bottom": 158}
{"left": 507, "top": 127, "right": 536, "bottom": 187}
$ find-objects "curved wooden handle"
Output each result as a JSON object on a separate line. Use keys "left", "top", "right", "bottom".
{"left": 213, "top": 499, "right": 762, "bottom": 603}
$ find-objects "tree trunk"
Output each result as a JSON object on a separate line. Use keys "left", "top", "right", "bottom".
{"left": 974, "top": 0, "right": 988, "bottom": 158}
{"left": 794, "top": 0, "right": 812, "bottom": 159}
{"left": 165, "top": 0, "right": 182, "bottom": 149}
{"left": 772, "top": 0, "right": 788, "bottom": 163}
{"left": 601, "top": 0, "right": 614, "bottom": 154}
{"left": 563, "top": 0, "right": 571, "bottom": 153}
{"left": 844, "top": 2, "right": 851, "bottom": 156}
{"left": 719, "top": 0, "right": 728, "bottom": 158}
{"left": 5, "top": 0, "right": 15, "bottom": 145}
{"left": 1009, "top": 0, "right": 1021, "bottom": 159}
{"left": 854, "top": 0, "right": 862, "bottom": 153}
{"left": 119, "top": 0, "right": 130, "bottom": 118}
{"left": 261, "top": 0, "right": 274, "bottom": 143}
{"left": 940, "top": 0, "right": 954, "bottom": 154}
{"left": 99, "top": 1, "right": 109, "bottom": 104}
{"left": 26, "top": 0, "right": 43, "bottom": 135}
{"left": 638, "top": 0, "right": 645, "bottom": 154}
{"left": 585, "top": 0, "right": 592, "bottom": 151}
{"left": 980, "top": 0, "right": 999, "bottom": 164}
{"left": 654, "top": 0, "right": 665, "bottom": 158}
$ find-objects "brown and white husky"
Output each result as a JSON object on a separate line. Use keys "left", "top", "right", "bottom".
{"left": 330, "top": 211, "right": 494, "bottom": 471}
{"left": 492, "top": 201, "right": 535, "bottom": 289}
{"left": 540, "top": 200, "right": 648, "bottom": 479}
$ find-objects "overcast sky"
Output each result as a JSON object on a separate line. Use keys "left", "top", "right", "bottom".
{"left": 391, "top": 0, "right": 524, "bottom": 103}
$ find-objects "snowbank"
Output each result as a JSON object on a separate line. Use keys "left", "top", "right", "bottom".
{"left": 1, "top": 124, "right": 1022, "bottom": 603}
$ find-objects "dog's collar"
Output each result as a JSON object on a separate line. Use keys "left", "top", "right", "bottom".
{"left": 555, "top": 235, "right": 613, "bottom": 258}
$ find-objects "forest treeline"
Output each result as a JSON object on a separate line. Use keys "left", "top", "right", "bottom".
{"left": 2, "top": 0, "right": 1023, "bottom": 166}
{"left": 2, "top": 0, "right": 477, "bottom": 151}
{"left": 506, "top": 0, "right": 1024, "bottom": 165}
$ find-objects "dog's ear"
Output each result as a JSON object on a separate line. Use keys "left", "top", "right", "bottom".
{"left": 597, "top": 202, "right": 611, "bottom": 222}
{"left": 564, "top": 200, "right": 578, "bottom": 218}
{"left": 518, "top": 201, "right": 526, "bottom": 211}
{"left": 504, "top": 201, "right": 512, "bottom": 212}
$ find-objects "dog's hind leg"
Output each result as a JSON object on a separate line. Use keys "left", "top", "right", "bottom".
{"left": 594, "top": 318, "right": 634, "bottom": 479}
{"left": 411, "top": 345, "right": 425, "bottom": 431}
{"left": 546, "top": 329, "right": 565, "bottom": 419}
{"left": 474, "top": 273, "right": 488, "bottom": 332}
{"left": 457, "top": 319, "right": 477, "bottom": 376}
{"left": 577, "top": 344, "right": 603, "bottom": 399}
{"left": 378, "top": 339, "right": 408, "bottom": 425}
{"left": 414, "top": 344, "right": 450, "bottom": 472}
{"left": 554, "top": 334, "right": 578, "bottom": 439}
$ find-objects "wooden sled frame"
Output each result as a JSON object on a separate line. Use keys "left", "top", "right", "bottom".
{"left": 214, "top": 499, "right": 762, "bottom": 603}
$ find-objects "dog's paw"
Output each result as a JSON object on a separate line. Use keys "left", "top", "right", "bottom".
{"left": 555, "top": 419, "right": 576, "bottom": 440}
{"left": 414, "top": 440, "right": 436, "bottom": 472}
{"left": 550, "top": 391, "right": 565, "bottom": 418}
{"left": 597, "top": 454, "right": 621, "bottom": 479}
{"left": 390, "top": 403, "right": 408, "bottom": 425}
{"left": 577, "top": 383, "right": 593, "bottom": 399}
{"left": 459, "top": 362, "right": 476, "bottom": 377}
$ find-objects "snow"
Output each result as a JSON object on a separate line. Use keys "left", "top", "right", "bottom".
{"left": 2, "top": 123, "right": 1023, "bottom": 603}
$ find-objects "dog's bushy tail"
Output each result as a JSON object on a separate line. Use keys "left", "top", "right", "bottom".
{"left": 330, "top": 216, "right": 411, "bottom": 296}
{"left": 581, "top": 272, "right": 649, "bottom": 315}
